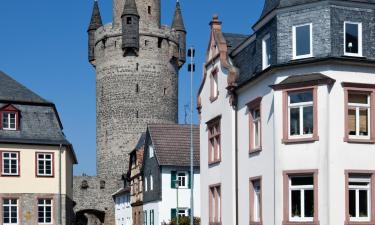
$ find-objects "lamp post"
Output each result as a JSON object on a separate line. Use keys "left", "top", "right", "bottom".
{"left": 175, "top": 180, "right": 180, "bottom": 225}
{"left": 187, "top": 46, "right": 195, "bottom": 225}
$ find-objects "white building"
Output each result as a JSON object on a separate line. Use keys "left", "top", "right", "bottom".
{"left": 141, "top": 124, "right": 200, "bottom": 225}
{"left": 113, "top": 186, "right": 132, "bottom": 225}
{"left": 198, "top": 1, "right": 375, "bottom": 225}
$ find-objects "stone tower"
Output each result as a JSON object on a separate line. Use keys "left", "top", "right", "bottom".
{"left": 73, "top": 0, "right": 186, "bottom": 224}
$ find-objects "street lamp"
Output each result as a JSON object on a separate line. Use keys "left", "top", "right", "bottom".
{"left": 187, "top": 46, "right": 195, "bottom": 225}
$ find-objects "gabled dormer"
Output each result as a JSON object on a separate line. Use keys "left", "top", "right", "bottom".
{"left": 0, "top": 104, "right": 20, "bottom": 131}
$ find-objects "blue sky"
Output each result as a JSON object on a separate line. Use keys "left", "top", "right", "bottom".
{"left": 0, "top": 0, "right": 264, "bottom": 175}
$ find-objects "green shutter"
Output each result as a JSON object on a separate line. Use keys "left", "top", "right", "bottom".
{"left": 171, "top": 171, "right": 177, "bottom": 188}
{"left": 188, "top": 171, "right": 191, "bottom": 189}
{"left": 150, "top": 210, "right": 154, "bottom": 225}
{"left": 144, "top": 211, "right": 147, "bottom": 225}
{"left": 171, "top": 208, "right": 177, "bottom": 220}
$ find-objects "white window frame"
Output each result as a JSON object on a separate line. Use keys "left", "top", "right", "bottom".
{"left": 177, "top": 208, "right": 189, "bottom": 217}
{"left": 149, "top": 145, "right": 154, "bottom": 158}
{"left": 150, "top": 175, "right": 153, "bottom": 191}
{"left": 292, "top": 23, "right": 313, "bottom": 60}
{"left": 3, "top": 199, "right": 18, "bottom": 225}
{"left": 37, "top": 153, "right": 53, "bottom": 177}
{"left": 253, "top": 181, "right": 261, "bottom": 222}
{"left": 289, "top": 176, "right": 314, "bottom": 222}
{"left": 38, "top": 199, "right": 53, "bottom": 224}
{"left": 2, "top": 152, "right": 19, "bottom": 176}
{"left": 262, "top": 34, "right": 271, "bottom": 69}
{"left": 252, "top": 108, "right": 261, "bottom": 149}
{"left": 349, "top": 177, "right": 371, "bottom": 222}
{"left": 145, "top": 176, "right": 148, "bottom": 192}
{"left": 288, "top": 91, "right": 314, "bottom": 138}
{"left": 2, "top": 112, "right": 16, "bottom": 131}
{"left": 344, "top": 22, "right": 363, "bottom": 57}
{"left": 348, "top": 93, "right": 371, "bottom": 139}
{"left": 177, "top": 172, "right": 188, "bottom": 188}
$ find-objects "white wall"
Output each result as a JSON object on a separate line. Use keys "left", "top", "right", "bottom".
{"left": 235, "top": 64, "right": 375, "bottom": 225}
{"left": 199, "top": 59, "right": 236, "bottom": 225}
{"left": 143, "top": 201, "right": 160, "bottom": 225}
{"left": 160, "top": 167, "right": 200, "bottom": 224}
{"left": 115, "top": 192, "right": 132, "bottom": 225}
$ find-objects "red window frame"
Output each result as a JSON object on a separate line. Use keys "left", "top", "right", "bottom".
{"left": 0, "top": 104, "right": 20, "bottom": 131}
{"left": 342, "top": 82, "right": 375, "bottom": 144}
{"left": 0, "top": 151, "right": 21, "bottom": 177}
{"left": 248, "top": 97, "right": 263, "bottom": 153}
{"left": 207, "top": 116, "right": 221, "bottom": 165}
{"left": 35, "top": 152, "right": 55, "bottom": 178}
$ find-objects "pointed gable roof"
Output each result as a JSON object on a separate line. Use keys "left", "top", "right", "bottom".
{"left": 0, "top": 71, "right": 49, "bottom": 104}
{"left": 122, "top": 0, "right": 139, "bottom": 17}
{"left": 88, "top": 0, "right": 103, "bottom": 31}
{"left": 147, "top": 124, "right": 200, "bottom": 167}
{"left": 171, "top": 1, "right": 186, "bottom": 32}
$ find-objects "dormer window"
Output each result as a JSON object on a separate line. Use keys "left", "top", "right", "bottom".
{"left": 262, "top": 34, "right": 271, "bottom": 69}
{"left": 0, "top": 105, "right": 20, "bottom": 131}
{"left": 293, "top": 23, "right": 313, "bottom": 59}
{"left": 127, "top": 17, "right": 132, "bottom": 25}
{"left": 344, "top": 22, "right": 362, "bottom": 57}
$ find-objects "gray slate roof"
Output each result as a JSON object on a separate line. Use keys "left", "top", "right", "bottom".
{"left": 148, "top": 124, "right": 200, "bottom": 167}
{"left": 88, "top": 1, "right": 103, "bottom": 31}
{"left": 0, "top": 71, "right": 77, "bottom": 163}
{"left": 171, "top": 2, "right": 186, "bottom": 32}
{"left": 0, "top": 71, "right": 49, "bottom": 104}
{"left": 222, "top": 33, "right": 248, "bottom": 53}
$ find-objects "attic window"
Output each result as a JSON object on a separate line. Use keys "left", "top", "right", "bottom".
{"left": 148, "top": 6, "right": 151, "bottom": 15}
{"left": 127, "top": 17, "right": 132, "bottom": 24}
{"left": 1, "top": 104, "right": 20, "bottom": 131}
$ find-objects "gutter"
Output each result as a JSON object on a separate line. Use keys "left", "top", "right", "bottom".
{"left": 234, "top": 93, "right": 239, "bottom": 225}
{"left": 58, "top": 144, "right": 62, "bottom": 225}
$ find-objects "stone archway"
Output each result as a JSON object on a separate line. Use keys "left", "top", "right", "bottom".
{"left": 75, "top": 209, "right": 105, "bottom": 225}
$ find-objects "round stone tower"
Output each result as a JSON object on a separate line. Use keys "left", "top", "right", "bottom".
{"left": 90, "top": 0, "right": 186, "bottom": 179}
{"left": 73, "top": 1, "right": 186, "bottom": 225}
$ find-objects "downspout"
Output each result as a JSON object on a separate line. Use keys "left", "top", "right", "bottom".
{"left": 272, "top": 96, "right": 277, "bottom": 225}
{"left": 234, "top": 92, "right": 239, "bottom": 225}
{"left": 59, "top": 144, "right": 62, "bottom": 225}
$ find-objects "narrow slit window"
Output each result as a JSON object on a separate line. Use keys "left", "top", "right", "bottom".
{"left": 148, "top": 6, "right": 151, "bottom": 14}
{"left": 158, "top": 38, "right": 162, "bottom": 48}
{"left": 136, "top": 84, "right": 139, "bottom": 93}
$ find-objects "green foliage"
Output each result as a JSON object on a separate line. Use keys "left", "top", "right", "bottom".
{"left": 167, "top": 217, "right": 200, "bottom": 225}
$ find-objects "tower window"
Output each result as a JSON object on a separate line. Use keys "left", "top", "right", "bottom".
{"left": 136, "top": 111, "right": 139, "bottom": 118}
{"left": 136, "top": 63, "right": 139, "bottom": 71}
{"left": 136, "top": 84, "right": 139, "bottom": 93}
{"left": 163, "top": 88, "right": 167, "bottom": 96}
{"left": 148, "top": 6, "right": 151, "bottom": 15}
{"left": 145, "top": 40, "right": 149, "bottom": 46}
{"left": 127, "top": 17, "right": 132, "bottom": 24}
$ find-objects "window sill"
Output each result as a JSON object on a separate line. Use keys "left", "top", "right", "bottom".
{"left": 208, "top": 160, "right": 221, "bottom": 166}
{"left": 249, "top": 148, "right": 262, "bottom": 154}
{"left": 250, "top": 221, "right": 262, "bottom": 225}
{"left": 344, "top": 138, "right": 375, "bottom": 144}
{"left": 345, "top": 222, "right": 375, "bottom": 225}
{"left": 210, "top": 96, "right": 219, "bottom": 103}
{"left": 1, "top": 174, "right": 20, "bottom": 177}
{"left": 283, "top": 221, "right": 319, "bottom": 225}
{"left": 342, "top": 54, "right": 365, "bottom": 59}
{"left": 36, "top": 175, "right": 54, "bottom": 178}
{"left": 282, "top": 136, "right": 319, "bottom": 144}
{"left": 209, "top": 222, "right": 222, "bottom": 225}
{"left": 291, "top": 56, "right": 315, "bottom": 61}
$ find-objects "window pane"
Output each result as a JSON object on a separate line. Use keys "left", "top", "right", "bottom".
{"left": 290, "top": 108, "right": 300, "bottom": 136}
{"left": 291, "top": 176, "right": 314, "bottom": 186}
{"left": 359, "top": 190, "right": 368, "bottom": 217}
{"left": 254, "top": 121, "right": 260, "bottom": 148}
{"left": 345, "top": 23, "right": 359, "bottom": 54}
{"left": 296, "top": 25, "right": 311, "bottom": 56}
{"left": 303, "top": 106, "right": 313, "bottom": 135}
{"left": 348, "top": 109, "right": 356, "bottom": 135}
{"left": 291, "top": 190, "right": 301, "bottom": 218}
{"left": 349, "top": 93, "right": 368, "bottom": 104}
{"left": 304, "top": 190, "right": 314, "bottom": 217}
{"left": 290, "top": 91, "right": 313, "bottom": 104}
{"left": 266, "top": 37, "right": 271, "bottom": 64}
{"left": 359, "top": 108, "right": 369, "bottom": 136}
{"left": 349, "top": 190, "right": 356, "bottom": 217}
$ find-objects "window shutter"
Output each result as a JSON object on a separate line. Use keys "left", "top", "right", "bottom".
{"left": 188, "top": 208, "right": 191, "bottom": 217}
{"left": 171, "top": 171, "right": 177, "bottom": 188}
{"left": 188, "top": 171, "right": 191, "bottom": 189}
{"left": 171, "top": 208, "right": 177, "bottom": 220}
